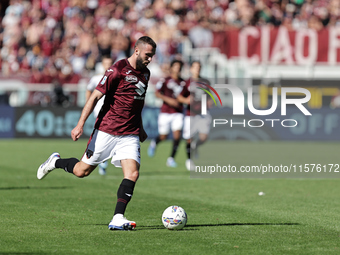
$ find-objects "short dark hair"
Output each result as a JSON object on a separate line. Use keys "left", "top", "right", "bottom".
{"left": 101, "top": 55, "right": 112, "bottom": 61}
{"left": 135, "top": 36, "right": 157, "bottom": 50}
{"left": 170, "top": 59, "right": 184, "bottom": 69}
{"left": 191, "top": 60, "right": 201, "bottom": 67}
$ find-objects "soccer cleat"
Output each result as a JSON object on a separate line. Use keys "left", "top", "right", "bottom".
{"left": 147, "top": 140, "right": 156, "bottom": 157}
{"left": 98, "top": 161, "right": 108, "bottom": 175}
{"left": 108, "top": 214, "right": 136, "bottom": 230}
{"left": 37, "top": 152, "right": 60, "bottom": 180}
{"left": 185, "top": 159, "right": 195, "bottom": 171}
{"left": 166, "top": 157, "right": 177, "bottom": 168}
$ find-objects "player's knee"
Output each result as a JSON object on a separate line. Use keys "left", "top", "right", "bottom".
{"left": 133, "top": 170, "right": 139, "bottom": 181}
{"left": 127, "top": 170, "right": 139, "bottom": 182}
{"left": 200, "top": 137, "right": 208, "bottom": 143}
{"left": 73, "top": 169, "right": 90, "bottom": 178}
{"left": 159, "top": 135, "right": 167, "bottom": 141}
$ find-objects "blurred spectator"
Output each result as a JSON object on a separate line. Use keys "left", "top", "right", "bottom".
{"left": 1, "top": 0, "right": 340, "bottom": 83}
{"left": 189, "top": 17, "right": 213, "bottom": 48}
{"left": 51, "top": 79, "right": 70, "bottom": 107}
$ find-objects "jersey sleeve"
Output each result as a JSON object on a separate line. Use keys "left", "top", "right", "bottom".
{"left": 180, "top": 80, "right": 190, "bottom": 97}
{"left": 155, "top": 78, "right": 166, "bottom": 93}
{"left": 96, "top": 67, "right": 120, "bottom": 95}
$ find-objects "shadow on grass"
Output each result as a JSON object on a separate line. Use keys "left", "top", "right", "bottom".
{"left": 85, "top": 222, "right": 299, "bottom": 230}
{"left": 0, "top": 253, "right": 49, "bottom": 255}
{"left": 138, "top": 222, "right": 299, "bottom": 230}
{"left": 186, "top": 223, "right": 300, "bottom": 227}
{"left": 0, "top": 186, "right": 70, "bottom": 190}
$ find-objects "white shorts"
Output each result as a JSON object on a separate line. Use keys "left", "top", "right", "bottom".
{"left": 183, "top": 114, "right": 212, "bottom": 140}
{"left": 93, "top": 97, "right": 105, "bottom": 118}
{"left": 81, "top": 129, "right": 140, "bottom": 168}
{"left": 158, "top": 112, "right": 184, "bottom": 135}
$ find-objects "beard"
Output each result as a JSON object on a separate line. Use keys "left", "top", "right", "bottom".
{"left": 136, "top": 55, "right": 146, "bottom": 70}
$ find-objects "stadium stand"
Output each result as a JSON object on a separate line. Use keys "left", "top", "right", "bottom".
{"left": 1, "top": 0, "right": 340, "bottom": 107}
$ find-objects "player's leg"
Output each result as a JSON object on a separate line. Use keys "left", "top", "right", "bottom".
{"left": 191, "top": 114, "right": 212, "bottom": 157}
{"left": 109, "top": 135, "right": 140, "bottom": 230}
{"left": 166, "top": 113, "right": 183, "bottom": 167}
{"left": 166, "top": 129, "right": 181, "bottom": 167}
{"left": 37, "top": 129, "right": 112, "bottom": 179}
{"left": 37, "top": 153, "right": 97, "bottom": 179}
{"left": 196, "top": 133, "right": 208, "bottom": 146}
{"left": 93, "top": 98, "right": 107, "bottom": 175}
{"left": 182, "top": 116, "right": 195, "bottom": 171}
{"left": 80, "top": 129, "right": 114, "bottom": 176}
{"left": 108, "top": 159, "right": 139, "bottom": 230}
{"left": 148, "top": 113, "right": 170, "bottom": 157}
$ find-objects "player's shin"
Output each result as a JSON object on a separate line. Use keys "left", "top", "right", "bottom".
{"left": 114, "top": 179, "right": 136, "bottom": 215}
{"left": 55, "top": 158, "right": 79, "bottom": 174}
{"left": 170, "top": 139, "right": 181, "bottom": 158}
{"left": 186, "top": 142, "right": 190, "bottom": 159}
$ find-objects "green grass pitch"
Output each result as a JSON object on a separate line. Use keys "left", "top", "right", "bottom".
{"left": 0, "top": 139, "right": 340, "bottom": 254}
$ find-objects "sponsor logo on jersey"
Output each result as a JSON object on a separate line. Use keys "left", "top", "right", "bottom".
{"left": 126, "top": 70, "right": 132, "bottom": 74}
{"left": 107, "top": 69, "right": 114, "bottom": 72}
{"left": 125, "top": 75, "right": 138, "bottom": 83}
{"left": 100, "top": 76, "right": 107, "bottom": 84}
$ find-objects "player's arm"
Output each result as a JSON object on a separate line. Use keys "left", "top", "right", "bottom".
{"left": 177, "top": 81, "right": 190, "bottom": 105}
{"left": 207, "top": 97, "right": 214, "bottom": 109}
{"left": 155, "top": 90, "right": 180, "bottom": 108}
{"left": 177, "top": 94, "right": 190, "bottom": 105}
{"left": 86, "top": 76, "right": 97, "bottom": 102}
{"left": 85, "top": 90, "right": 92, "bottom": 102}
{"left": 71, "top": 89, "right": 104, "bottom": 141}
{"left": 155, "top": 79, "right": 180, "bottom": 108}
{"left": 205, "top": 81, "right": 214, "bottom": 109}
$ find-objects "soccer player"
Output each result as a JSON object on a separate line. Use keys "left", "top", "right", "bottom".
{"left": 147, "top": 59, "right": 185, "bottom": 167}
{"left": 177, "top": 61, "right": 212, "bottom": 171}
{"left": 37, "top": 36, "right": 157, "bottom": 231}
{"left": 86, "top": 55, "right": 113, "bottom": 175}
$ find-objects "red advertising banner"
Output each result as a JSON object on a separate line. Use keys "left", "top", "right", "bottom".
{"left": 212, "top": 26, "right": 340, "bottom": 65}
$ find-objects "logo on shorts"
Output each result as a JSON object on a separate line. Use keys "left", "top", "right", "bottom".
{"left": 125, "top": 75, "right": 138, "bottom": 83}
{"left": 86, "top": 149, "right": 93, "bottom": 159}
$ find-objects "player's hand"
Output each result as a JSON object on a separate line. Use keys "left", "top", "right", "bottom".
{"left": 71, "top": 126, "right": 83, "bottom": 141}
{"left": 167, "top": 98, "right": 180, "bottom": 108}
{"left": 185, "top": 95, "right": 191, "bottom": 105}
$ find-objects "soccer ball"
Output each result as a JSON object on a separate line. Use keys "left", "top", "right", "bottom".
{"left": 162, "top": 205, "right": 187, "bottom": 230}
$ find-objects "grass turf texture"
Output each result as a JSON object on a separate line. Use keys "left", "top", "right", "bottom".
{"left": 0, "top": 139, "right": 340, "bottom": 254}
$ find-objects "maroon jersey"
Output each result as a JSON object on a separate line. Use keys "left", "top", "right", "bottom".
{"left": 156, "top": 77, "right": 186, "bottom": 114}
{"left": 94, "top": 59, "right": 150, "bottom": 135}
{"left": 181, "top": 77, "right": 211, "bottom": 116}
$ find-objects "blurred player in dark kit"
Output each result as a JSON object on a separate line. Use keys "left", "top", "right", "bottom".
{"left": 177, "top": 61, "right": 212, "bottom": 170}
{"left": 148, "top": 59, "right": 186, "bottom": 167}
